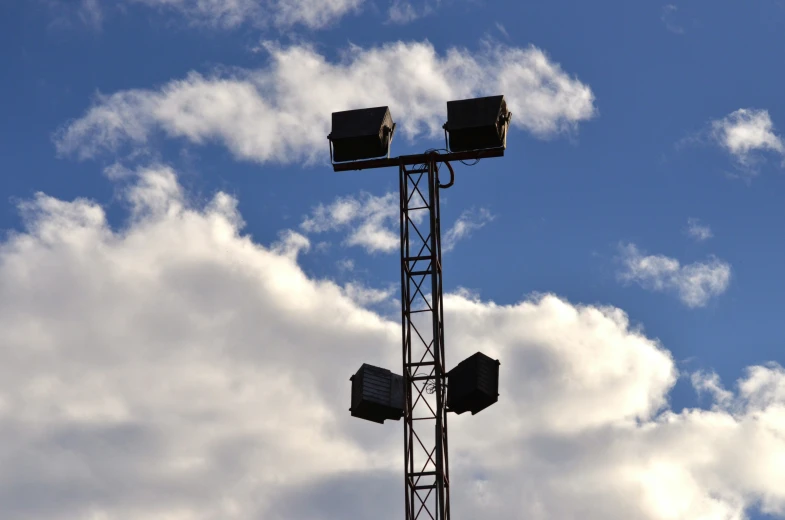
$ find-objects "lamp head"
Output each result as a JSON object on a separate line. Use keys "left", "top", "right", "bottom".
{"left": 328, "top": 106, "right": 396, "bottom": 163}
{"left": 444, "top": 95, "right": 511, "bottom": 153}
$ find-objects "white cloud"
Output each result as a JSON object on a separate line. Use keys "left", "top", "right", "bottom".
{"left": 46, "top": 0, "right": 105, "bottom": 29}
{"left": 337, "top": 258, "right": 355, "bottom": 271}
{"left": 0, "top": 164, "right": 402, "bottom": 520}
{"left": 275, "top": 0, "right": 365, "bottom": 28}
{"left": 130, "top": 0, "right": 263, "bottom": 27}
{"left": 661, "top": 4, "right": 685, "bottom": 34}
{"left": 78, "top": 0, "right": 104, "bottom": 28}
{"left": 300, "top": 193, "right": 493, "bottom": 255}
{"left": 711, "top": 108, "right": 785, "bottom": 166}
{"left": 442, "top": 207, "right": 495, "bottom": 252}
{"left": 342, "top": 282, "right": 395, "bottom": 305}
{"left": 387, "top": 0, "right": 419, "bottom": 23}
{"left": 301, "top": 191, "right": 402, "bottom": 254}
{"left": 618, "top": 243, "right": 731, "bottom": 307}
{"left": 55, "top": 41, "right": 597, "bottom": 164}
{"left": 95, "top": 0, "right": 362, "bottom": 29}
{"left": 387, "top": 0, "right": 436, "bottom": 24}
{"left": 2, "top": 165, "right": 783, "bottom": 519}
{"left": 692, "top": 370, "right": 733, "bottom": 407}
{"left": 686, "top": 217, "right": 713, "bottom": 242}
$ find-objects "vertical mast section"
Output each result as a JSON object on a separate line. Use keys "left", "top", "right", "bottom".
{"left": 400, "top": 156, "right": 450, "bottom": 520}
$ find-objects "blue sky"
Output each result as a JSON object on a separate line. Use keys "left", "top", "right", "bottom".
{"left": 2, "top": 1, "right": 785, "bottom": 519}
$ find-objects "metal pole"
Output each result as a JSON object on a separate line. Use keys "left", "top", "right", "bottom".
{"left": 400, "top": 157, "right": 450, "bottom": 520}
{"left": 428, "top": 158, "right": 446, "bottom": 520}
{"left": 400, "top": 162, "right": 413, "bottom": 520}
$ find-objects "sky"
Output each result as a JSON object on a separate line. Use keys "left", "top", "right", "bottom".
{"left": 1, "top": 0, "right": 785, "bottom": 519}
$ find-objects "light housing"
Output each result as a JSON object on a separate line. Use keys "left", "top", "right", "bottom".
{"left": 350, "top": 363, "right": 404, "bottom": 424}
{"left": 328, "top": 106, "right": 396, "bottom": 163}
{"left": 444, "top": 95, "right": 511, "bottom": 153}
{"left": 447, "top": 352, "right": 500, "bottom": 415}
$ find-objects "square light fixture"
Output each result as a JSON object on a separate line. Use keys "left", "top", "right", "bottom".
{"left": 350, "top": 363, "right": 404, "bottom": 424}
{"left": 447, "top": 352, "right": 500, "bottom": 415}
{"left": 444, "top": 95, "right": 511, "bottom": 153}
{"left": 328, "top": 106, "right": 396, "bottom": 163}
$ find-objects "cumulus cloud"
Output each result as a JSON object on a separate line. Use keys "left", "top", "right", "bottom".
{"left": 0, "top": 164, "right": 403, "bottom": 520}
{"left": 442, "top": 207, "right": 495, "bottom": 252}
{"left": 618, "top": 243, "right": 731, "bottom": 307}
{"left": 1, "top": 165, "right": 783, "bottom": 519}
{"left": 55, "top": 41, "right": 597, "bottom": 164}
{"left": 685, "top": 217, "right": 713, "bottom": 242}
{"left": 711, "top": 108, "right": 785, "bottom": 166}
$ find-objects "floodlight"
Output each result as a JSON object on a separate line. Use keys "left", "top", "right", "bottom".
{"left": 350, "top": 363, "right": 404, "bottom": 424}
{"left": 328, "top": 106, "right": 396, "bottom": 163}
{"left": 447, "top": 352, "right": 500, "bottom": 415}
{"left": 443, "top": 95, "right": 511, "bottom": 153}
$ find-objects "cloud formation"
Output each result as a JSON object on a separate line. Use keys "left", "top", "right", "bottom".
{"left": 51, "top": 0, "right": 362, "bottom": 29}
{"left": 300, "top": 191, "right": 402, "bottom": 253}
{"left": 55, "top": 41, "right": 597, "bottom": 164}
{"left": 387, "top": 0, "right": 435, "bottom": 23}
{"left": 618, "top": 243, "right": 731, "bottom": 307}
{"left": 0, "top": 166, "right": 782, "bottom": 519}
{"left": 711, "top": 108, "right": 784, "bottom": 166}
{"left": 442, "top": 207, "right": 495, "bottom": 252}
{"left": 342, "top": 281, "right": 395, "bottom": 305}
{"left": 685, "top": 217, "right": 713, "bottom": 242}
{"left": 661, "top": 4, "right": 685, "bottom": 34}
{"left": 45, "top": 0, "right": 105, "bottom": 29}
{"left": 137, "top": 0, "right": 364, "bottom": 28}
{"left": 300, "top": 191, "right": 491, "bottom": 255}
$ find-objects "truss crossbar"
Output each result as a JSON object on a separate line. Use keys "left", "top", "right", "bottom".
{"left": 400, "top": 158, "right": 450, "bottom": 520}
